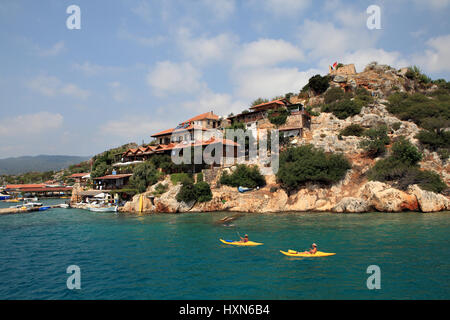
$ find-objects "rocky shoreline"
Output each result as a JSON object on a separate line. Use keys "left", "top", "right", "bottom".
{"left": 119, "top": 174, "right": 449, "bottom": 214}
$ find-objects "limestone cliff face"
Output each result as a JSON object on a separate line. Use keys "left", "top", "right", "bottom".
{"left": 122, "top": 179, "right": 448, "bottom": 214}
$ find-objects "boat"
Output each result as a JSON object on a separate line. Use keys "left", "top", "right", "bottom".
{"left": 10, "top": 198, "right": 43, "bottom": 209}
{"left": 280, "top": 250, "right": 336, "bottom": 257}
{"left": 38, "top": 206, "right": 51, "bottom": 211}
{"left": 89, "top": 206, "right": 118, "bottom": 213}
{"left": 219, "top": 239, "right": 263, "bottom": 246}
{"left": 59, "top": 204, "right": 70, "bottom": 209}
{"left": 0, "top": 193, "right": 11, "bottom": 201}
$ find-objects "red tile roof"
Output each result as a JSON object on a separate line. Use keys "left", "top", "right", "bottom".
{"left": 93, "top": 174, "right": 133, "bottom": 180}
{"left": 151, "top": 128, "right": 175, "bottom": 137}
{"left": 6, "top": 184, "right": 46, "bottom": 190}
{"left": 18, "top": 187, "right": 73, "bottom": 192}
{"left": 151, "top": 112, "right": 219, "bottom": 137}
{"left": 186, "top": 111, "right": 219, "bottom": 122}
{"left": 250, "top": 99, "right": 288, "bottom": 110}
{"left": 69, "top": 173, "right": 90, "bottom": 178}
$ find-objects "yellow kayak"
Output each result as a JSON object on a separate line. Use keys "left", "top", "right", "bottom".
{"left": 220, "top": 239, "right": 263, "bottom": 246}
{"left": 280, "top": 249, "right": 336, "bottom": 257}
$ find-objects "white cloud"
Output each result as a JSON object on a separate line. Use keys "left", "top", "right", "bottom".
{"left": 299, "top": 19, "right": 376, "bottom": 60}
{"left": 234, "top": 66, "right": 320, "bottom": 101}
{"left": 235, "top": 38, "right": 304, "bottom": 68}
{"left": 35, "top": 41, "right": 65, "bottom": 57}
{"left": 100, "top": 116, "right": 167, "bottom": 141}
{"left": 72, "top": 62, "right": 126, "bottom": 76}
{"left": 177, "top": 28, "right": 239, "bottom": 65}
{"left": 413, "top": 34, "right": 450, "bottom": 73}
{"left": 146, "top": 61, "right": 204, "bottom": 96}
{"left": 27, "top": 75, "right": 90, "bottom": 99}
{"left": 337, "top": 48, "right": 408, "bottom": 73}
{"left": 0, "top": 112, "right": 63, "bottom": 136}
{"left": 60, "top": 84, "right": 91, "bottom": 100}
{"left": 181, "top": 88, "right": 244, "bottom": 117}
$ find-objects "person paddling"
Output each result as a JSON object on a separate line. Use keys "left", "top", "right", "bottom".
{"left": 298, "top": 243, "right": 317, "bottom": 255}
{"left": 239, "top": 234, "right": 249, "bottom": 243}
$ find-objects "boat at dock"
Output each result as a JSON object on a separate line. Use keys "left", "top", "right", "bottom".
{"left": 9, "top": 198, "right": 43, "bottom": 209}
{"left": 89, "top": 205, "right": 118, "bottom": 213}
{"left": 0, "top": 193, "right": 11, "bottom": 201}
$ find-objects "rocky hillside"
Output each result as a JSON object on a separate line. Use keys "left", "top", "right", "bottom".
{"left": 122, "top": 62, "right": 449, "bottom": 214}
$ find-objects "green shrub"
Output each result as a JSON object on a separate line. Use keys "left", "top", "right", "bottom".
{"left": 195, "top": 181, "right": 213, "bottom": 202}
{"left": 171, "top": 173, "right": 194, "bottom": 185}
{"left": 176, "top": 181, "right": 197, "bottom": 203}
{"left": 415, "top": 130, "right": 450, "bottom": 151}
{"left": 305, "top": 105, "right": 320, "bottom": 116}
{"left": 367, "top": 137, "right": 447, "bottom": 193}
{"left": 340, "top": 124, "right": 365, "bottom": 137}
{"left": 405, "top": 66, "right": 432, "bottom": 84}
{"left": 391, "top": 137, "right": 422, "bottom": 166}
{"left": 220, "top": 165, "right": 266, "bottom": 188}
{"left": 153, "top": 183, "right": 168, "bottom": 196}
{"left": 303, "top": 74, "right": 330, "bottom": 94}
{"left": 354, "top": 88, "right": 374, "bottom": 106}
{"left": 322, "top": 99, "right": 362, "bottom": 119}
{"left": 368, "top": 159, "right": 447, "bottom": 193}
{"left": 392, "top": 122, "right": 402, "bottom": 131}
{"left": 276, "top": 144, "right": 351, "bottom": 192}
{"left": 129, "top": 161, "right": 161, "bottom": 193}
{"left": 176, "top": 181, "right": 212, "bottom": 203}
{"left": 324, "top": 87, "right": 345, "bottom": 104}
{"left": 387, "top": 92, "right": 449, "bottom": 127}
{"left": 359, "top": 125, "right": 390, "bottom": 157}
{"left": 197, "top": 172, "right": 204, "bottom": 182}
{"left": 268, "top": 108, "right": 289, "bottom": 126}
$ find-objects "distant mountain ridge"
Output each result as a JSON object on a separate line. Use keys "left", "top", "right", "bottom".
{"left": 0, "top": 155, "right": 91, "bottom": 175}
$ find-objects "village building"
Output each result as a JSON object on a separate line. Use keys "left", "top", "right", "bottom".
{"left": 68, "top": 173, "right": 91, "bottom": 186}
{"left": 227, "top": 98, "right": 311, "bottom": 139}
{"left": 151, "top": 111, "right": 224, "bottom": 145}
{"left": 118, "top": 111, "right": 239, "bottom": 168}
{"left": 5, "top": 184, "right": 73, "bottom": 197}
{"left": 93, "top": 173, "right": 133, "bottom": 190}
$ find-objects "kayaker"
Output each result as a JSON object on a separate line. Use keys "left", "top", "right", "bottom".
{"left": 299, "top": 243, "right": 317, "bottom": 255}
{"left": 240, "top": 234, "right": 249, "bottom": 243}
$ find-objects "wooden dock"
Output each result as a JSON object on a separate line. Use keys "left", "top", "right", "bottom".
{"left": 0, "top": 205, "right": 60, "bottom": 216}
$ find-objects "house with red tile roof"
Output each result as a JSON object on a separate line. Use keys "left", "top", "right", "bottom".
{"left": 151, "top": 111, "right": 223, "bottom": 145}
{"left": 227, "top": 98, "right": 310, "bottom": 140}
{"left": 118, "top": 111, "right": 240, "bottom": 168}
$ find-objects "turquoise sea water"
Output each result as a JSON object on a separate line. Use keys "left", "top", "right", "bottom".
{"left": 0, "top": 199, "right": 449, "bottom": 300}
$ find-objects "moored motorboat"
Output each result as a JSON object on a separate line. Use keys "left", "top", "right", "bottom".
{"left": 0, "top": 193, "right": 11, "bottom": 201}
{"left": 89, "top": 205, "right": 118, "bottom": 212}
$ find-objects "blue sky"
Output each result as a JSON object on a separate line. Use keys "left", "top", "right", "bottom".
{"left": 0, "top": 0, "right": 449, "bottom": 158}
